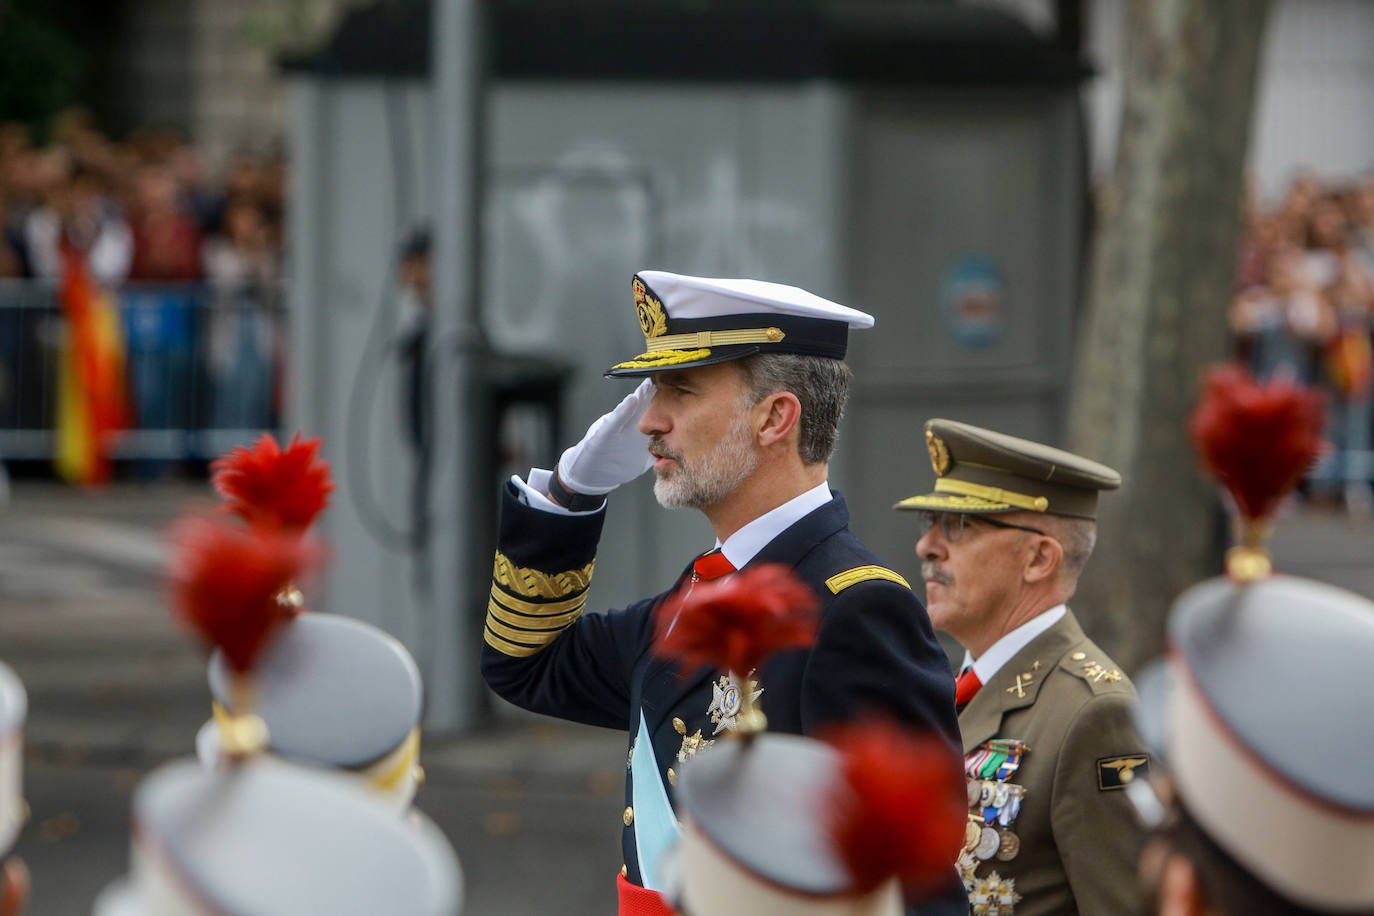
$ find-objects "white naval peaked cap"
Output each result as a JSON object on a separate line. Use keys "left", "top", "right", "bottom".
{"left": 606, "top": 270, "right": 874, "bottom": 378}
{"left": 0, "top": 662, "right": 24, "bottom": 857}
{"left": 92, "top": 757, "right": 463, "bottom": 916}
{"left": 1137, "top": 574, "right": 1374, "bottom": 911}
{"left": 204, "top": 613, "right": 423, "bottom": 802}
{"left": 638, "top": 272, "right": 875, "bottom": 327}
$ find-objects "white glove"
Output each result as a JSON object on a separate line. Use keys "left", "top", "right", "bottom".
{"left": 556, "top": 379, "right": 656, "bottom": 496}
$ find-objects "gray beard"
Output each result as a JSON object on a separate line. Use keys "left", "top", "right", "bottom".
{"left": 652, "top": 413, "right": 759, "bottom": 510}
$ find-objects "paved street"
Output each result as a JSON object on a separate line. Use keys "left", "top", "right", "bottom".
{"left": 0, "top": 481, "right": 623, "bottom": 915}
{"left": 0, "top": 479, "right": 1369, "bottom": 914}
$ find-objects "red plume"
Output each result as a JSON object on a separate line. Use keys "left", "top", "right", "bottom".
{"left": 824, "top": 722, "right": 966, "bottom": 898}
{"left": 211, "top": 433, "right": 334, "bottom": 532}
{"left": 1189, "top": 365, "right": 1325, "bottom": 521}
{"left": 653, "top": 563, "right": 819, "bottom": 675}
{"left": 168, "top": 515, "right": 323, "bottom": 672}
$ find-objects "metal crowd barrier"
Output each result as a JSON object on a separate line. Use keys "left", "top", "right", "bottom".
{"left": 0, "top": 278, "right": 286, "bottom": 463}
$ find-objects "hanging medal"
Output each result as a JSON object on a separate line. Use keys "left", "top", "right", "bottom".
{"left": 962, "top": 739, "right": 1029, "bottom": 881}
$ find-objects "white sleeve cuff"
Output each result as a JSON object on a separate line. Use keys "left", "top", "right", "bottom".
{"left": 511, "top": 469, "right": 605, "bottom": 516}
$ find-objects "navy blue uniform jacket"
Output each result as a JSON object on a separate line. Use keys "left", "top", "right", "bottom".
{"left": 481, "top": 484, "right": 966, "bottom": 913}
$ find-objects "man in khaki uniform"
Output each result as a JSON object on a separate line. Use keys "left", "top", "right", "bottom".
{"left": 894, "top": 419, "right": 1148, "bottom": 916}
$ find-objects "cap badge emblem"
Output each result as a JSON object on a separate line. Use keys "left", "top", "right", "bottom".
{"left": 927, "top": 429, "right": 952, "bottom": 475}
{"left": 633, "top": 277, "right": 668, "bottom": 339}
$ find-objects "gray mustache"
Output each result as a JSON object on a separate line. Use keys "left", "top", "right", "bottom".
{"left": 921, "top": 562, "right": 952, "bottom": 586}
{"left": 648, "top": 436, "right": 681, "bottom": 462}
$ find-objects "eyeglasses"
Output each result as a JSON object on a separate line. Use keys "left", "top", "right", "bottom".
{"left": 914, "top": 510, "right": 1046, "bottom": 544}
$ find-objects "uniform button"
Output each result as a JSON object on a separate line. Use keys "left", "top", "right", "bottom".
{"left": 621, "top": 865, "right": 628, "bottom": 877}
{"left": 1071, "top": 652, "right": 1086, "bottom": 661}
{"left": 623, "top": 806, "right": 634, "bottom": 826}
{"left": 667, "top": 767, "right": 676, "bottom": 786}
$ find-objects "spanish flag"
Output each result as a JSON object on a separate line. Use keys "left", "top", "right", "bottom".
{"left": 54, "top": 248, "right": 128, "bottom": 486}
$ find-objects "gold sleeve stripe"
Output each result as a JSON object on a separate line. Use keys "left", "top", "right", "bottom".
{"left": 493, "top": 552, "right": 595, "bottom": 599}
{"left": 484, "top": 615, "right": 572, "bottom": 648}
{"left": 488, "top": 596, "right": 586, "bottom": 630}
{"left": 484, "top": 627, "right": 549, "bottom": 658}
{"left": 825, "top": 565, "right": 911, "bottom": 594}
{"left": 489, "top": 585, "right": 588, "bottom": 617}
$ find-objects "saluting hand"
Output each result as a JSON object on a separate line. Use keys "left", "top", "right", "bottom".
{"left": 556, "top": 379, "right": 656, "bottom": 496}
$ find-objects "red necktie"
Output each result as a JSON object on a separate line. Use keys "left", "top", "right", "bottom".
{"left": 663, "top": 550, "right": 738, "bottom": 639}
{"left": 692, "top": 549, "right": 736, "bottom": 581}
{"left": 955, "top": 668, "right": 982, "bottom": 709}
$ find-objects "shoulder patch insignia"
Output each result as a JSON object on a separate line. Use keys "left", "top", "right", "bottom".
{"left": 1097, "top": 755, "right": 1150, "bottom": 790}
{"left": 825, "top": 565, "right": 910, "bottom": 594}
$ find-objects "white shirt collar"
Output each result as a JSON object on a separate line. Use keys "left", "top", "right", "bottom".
{"left": 963, "top": 604, "right": 1068, "bottom": 683}
{"left": 717, "top": 481, "right": 833, "bottom": 569}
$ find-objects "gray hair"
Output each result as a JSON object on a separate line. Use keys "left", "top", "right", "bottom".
{"left": 736, "top": 353, "right": 852, "bottom": 465}
{"left": 1047, "top": 515, "right": 1098, "bottom": 580}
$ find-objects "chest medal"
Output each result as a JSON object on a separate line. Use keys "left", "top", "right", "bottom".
{"left": 708, "top": 673, "right": 763, "bottom": 735}
{"left": 673, "top": 673, "right": 764, "bottom": 766}
{"left": 959, "top": 738, "right": 1029, "bottom": 915}
{"left": 673, "top": 717, "right": 715, "bottom": 763}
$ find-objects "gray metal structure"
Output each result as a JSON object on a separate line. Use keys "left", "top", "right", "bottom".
{"left": 283, "top": 1, "right": 1086, "bottom": 729}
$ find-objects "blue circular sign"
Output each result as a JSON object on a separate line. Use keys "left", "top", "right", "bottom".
{"left": 940, "top": 255, "right": 1006, "bottom": 349}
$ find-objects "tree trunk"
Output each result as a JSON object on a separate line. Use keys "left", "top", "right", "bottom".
{"left": 1068, "top": 0, "right": 1273, "bottom": 672}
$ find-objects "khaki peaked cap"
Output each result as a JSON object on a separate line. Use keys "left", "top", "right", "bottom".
{"left": 894, "top": 419, "right": 1121, "bottom": 521}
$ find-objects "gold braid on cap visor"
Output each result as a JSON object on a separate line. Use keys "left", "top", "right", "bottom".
{"left": 610, "top": 328, "right": 789, "bottom": 371}
{"left": 646, "top": 327, "right": 785, "bottom": 350}
{"left": 610, "top": 348, "right": 713, "bottom": 371}
{"left": 934, "top": 478, "right": 1050, "bottom": 512}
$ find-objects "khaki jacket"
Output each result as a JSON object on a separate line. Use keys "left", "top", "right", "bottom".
{"left": 958, "top": 610, "right": 1147, "bottom": 916}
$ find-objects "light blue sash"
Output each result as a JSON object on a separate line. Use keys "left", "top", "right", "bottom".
{"left": 630, "top": 710, "right": 681, "bottom": 891}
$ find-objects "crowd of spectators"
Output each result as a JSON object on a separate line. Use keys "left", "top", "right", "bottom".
{"left": 1231, "top": 172, "right": 1374, "bottom": 513}
{"left": 3, "top": 109, "right": 1371, "bottom": 500}
{"left": 0, "top": 109, "right": 287, "bottom": 445}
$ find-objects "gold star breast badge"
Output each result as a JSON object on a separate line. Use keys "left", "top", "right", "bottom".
{"left": 708, "top": 674, "right": 763, "bottom": 735}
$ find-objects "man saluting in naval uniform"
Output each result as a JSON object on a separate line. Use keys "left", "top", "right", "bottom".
{"left": 480, "top": 271, "right": 963, "bottom": 915}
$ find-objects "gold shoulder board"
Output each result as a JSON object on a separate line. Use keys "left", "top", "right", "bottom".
{"left": 825, "top": 565, "right": 911, "bottom": 594}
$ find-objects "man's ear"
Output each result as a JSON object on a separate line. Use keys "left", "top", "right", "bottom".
{"left": 1157, "top": 855, "right": 1209, "bottom": 916}
{"left": 1023, "top": 531, "right": 1063, "bottom": 585}
{"left": 756, "top": 392, "right": 802, "bottom": 449}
